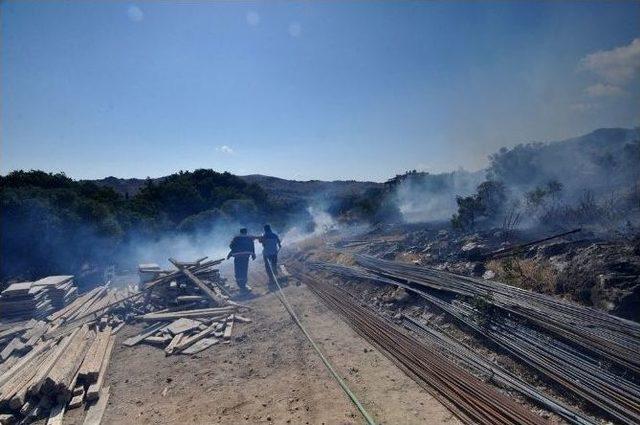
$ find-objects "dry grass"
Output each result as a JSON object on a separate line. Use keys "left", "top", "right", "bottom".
{"left": 487, "top": 258, "right": 558, "bottom": 294}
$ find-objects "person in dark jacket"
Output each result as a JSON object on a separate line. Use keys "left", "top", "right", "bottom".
{"left": 259, "top": 224, "right": 282, "bottom": 289}
{"left": 227, "top": 228, "right": 256, "bottom": 293}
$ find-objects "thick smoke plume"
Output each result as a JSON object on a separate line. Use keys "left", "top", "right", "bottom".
{"left": 385, "top": 128, "right": 639, "bottom": 231}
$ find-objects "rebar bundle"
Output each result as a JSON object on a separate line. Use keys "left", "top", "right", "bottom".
{"left": 299, "top": 271, "right": 550, "bottom": 425}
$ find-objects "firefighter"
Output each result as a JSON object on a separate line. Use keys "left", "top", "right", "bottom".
{"left": 227, "top": 228, "right": 256, "bottom": 294}
{"left": 259, "top": 224, "right": 282, "bottom": 290}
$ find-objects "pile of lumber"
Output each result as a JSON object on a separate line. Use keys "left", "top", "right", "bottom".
{"left": 125, "top": 311, "right": 250, "bottom": 355}
{"left": 0, "top": 321, "right": 118, "bottom": 424}
{"left": 0, "top": 257, "right": 249, "bottom": 423}
{"left": 0, "top": 275, "right": 82, "bottom": 321}
{"left": 47, "top": 284, "right": 138, "bottom": 329}
{"left": 123, "top": 257, "right": 250, "bottom": 355}
{"left": 0, "top": 284, "right": 135, "bottom": 424}
{"left": 0, "top": 282, "right": 53, "bottom": 320}
{"left": 32, "top": 275, "right": 78, "bottom": 310}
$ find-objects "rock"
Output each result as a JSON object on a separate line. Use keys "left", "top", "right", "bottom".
{"left": 483, "top": 270, "right": 496, "bottom": 280}
{"left": 460, "top": 242, "right": 488, "bottom": 261}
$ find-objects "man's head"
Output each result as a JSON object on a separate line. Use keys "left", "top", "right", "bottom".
{"left": 264, "top": 224, "right": 272, "bottom": 233}
{"left": 240, "top": 228, "right": 248, "bottom": 235}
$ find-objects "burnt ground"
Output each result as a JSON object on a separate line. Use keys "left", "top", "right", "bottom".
{"left": 58, "top": 266, "right": 458, "bottom": 425}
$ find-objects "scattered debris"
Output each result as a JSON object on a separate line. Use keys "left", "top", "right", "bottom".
{"left": 0, "top": 256, "right": 251, "bottom": 424}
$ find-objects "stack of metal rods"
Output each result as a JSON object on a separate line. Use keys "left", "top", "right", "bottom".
{"left": 354, "top": 254, "right": 640, "bottom": 374}
{"left": 307, "top": 260, "right": 640, "bottom": 425}
{"left": 403, "top": 317, "right": 596, "bottom": 425}
{"left": 297, "top": 270, "right": 550, "bottom": 425}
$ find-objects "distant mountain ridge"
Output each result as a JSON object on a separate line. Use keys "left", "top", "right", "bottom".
{"left": 90, "top": 174, "right": 383, "bottom": 200}
{"left": 88, "top": 127, "right": 638, "bottom": 200}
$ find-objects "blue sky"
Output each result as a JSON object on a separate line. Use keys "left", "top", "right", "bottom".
{"left": 2, "top": 1, "right": 639, "bottom": 182}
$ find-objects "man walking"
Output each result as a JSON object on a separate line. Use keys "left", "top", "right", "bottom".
{"left": 227, "top": 228, "right": 256, "bottom": 294}
{"left": 259, "top": 224, "right": 282, "bottom": 290}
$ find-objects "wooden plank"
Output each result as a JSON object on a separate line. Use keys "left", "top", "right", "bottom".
{"left": 85, "top": 337, "right": 114, "bottom": 402}
{"left": 47, "top": 287, "right": 101, "bottom": 322}
{"left": 0, "top": 322, "right": 31, "bottom": 341}
{"left": 1, "top": 350, "right": 48, "bottom": 407}
{"left": 84, "top": 328, "right": 111, "bottom": 384}
{"left": 181, "top": 337, "right": 219, "bottom": 354}
{"left": 164, "top": 333, "right": 183, "bottom": 355}
{"left": 110, "top": 322, "right": 125, "bottom": 335}
{"left": 0, "top": 413, "right": 17, "bottom": 425}
{"left": 144, "top": 335, "right": 171, "bottom": 345}
{"left": 223, "top": 316, "right": 234, "bottom": 339}
{"left": 46, "top": 403, "right": 65, "bottom": 425}
{"left": 169, "top": 258, "right": 226, "bottom": 306}
{"left": 122, "top": 322, "right": 165, "bottom": 347}
{"left": 234, "top": 315, "right": 252, "bottom": 323}
{"left": 82, "top": 386, "right": 110, "bottom": 425}
{"left": 7, "top": 351, "right": 49, "bottom": 408}
{"left": 164, "top": 318, "right": 201, "bottom": 336}
{"left": 175, "top": 295, "right": 205, "bottom": 303}
{"left": 138, "top": 306, "right": 236, "bottom": 321}
{"left": 77, "top": 332, "right": 102, "bottom": 383}
{"left": 23, "top": 322, "right": 48, "bottom": 347}
{"left": 40, "top": 325, "right": 90, "bottom": 395}
{"left": 0, "top": 337, "right": 24, "bottom": 361}
{"left": 173, "top": 322, "right": 218, "bottom": 354}
{"left": 26, "top": 334, "right": 76, "bottom": 395}
{"left": 1, "top": 282, "right": 32, "bottom": 296}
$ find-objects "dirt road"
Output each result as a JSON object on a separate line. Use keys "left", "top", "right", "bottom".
{"left": 62, "top": 270, "right": 458, "bottom": 425}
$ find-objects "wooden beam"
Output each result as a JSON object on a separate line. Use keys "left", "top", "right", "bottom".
{"left": 172, "top": 322, "right": 218, "bottom": 354}
{"left": 169, "top": 258, "right": 226, "bottom": 306}
{"left": 86, "top": 337, "right": 114, "bottom": 402}
{"left": 181, "top": 338, "right": 219, "bottom": 355}
{"left": 82, "top": 386, "right": 110, "bottom": 425}
{"left": 122, "top": 322, "right": 165, "bottom": 347}
{"left": 164, "top": 333, "right": 183, "bottom": 355}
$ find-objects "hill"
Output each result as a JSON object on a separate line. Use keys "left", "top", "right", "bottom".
{"left": 239, "top": 175, "right": 382, "bottom": 202}
{"left": 91, "top": 174, "right": 382, "bottom": 202}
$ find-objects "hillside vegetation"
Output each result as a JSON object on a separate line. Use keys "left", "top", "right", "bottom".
{"left": 0, "top": 169, "right": 296, "bottom": 280}
{"left": 2, "top": 127, "right": 638, "bottom": 282}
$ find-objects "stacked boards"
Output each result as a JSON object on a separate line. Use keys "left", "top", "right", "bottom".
{"left": 32, "top": 276, "right": 78, "bottom": 310}
{"left": 0, "top": 282, "right": 52, "bottom": 320}
{"left": 0, "top": 276, "right": 79, "bottom": 320}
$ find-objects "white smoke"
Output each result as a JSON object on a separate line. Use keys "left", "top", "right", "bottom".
{"left": 394, "top": 170, "right": 483, "bottom": 223}
{"left": 283, "top": 205, "right": 337, "bottom": 244}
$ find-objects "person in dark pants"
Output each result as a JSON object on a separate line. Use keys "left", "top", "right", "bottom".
{"left": 227, "top": 228, "right": 256, "bottom": 294}
{"left": 259, "top": 224, "right": 282, "bottom": 290}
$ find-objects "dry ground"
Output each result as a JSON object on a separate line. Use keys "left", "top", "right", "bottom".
{"left": 61, "top": 268, "right": 459, "bottom": 425}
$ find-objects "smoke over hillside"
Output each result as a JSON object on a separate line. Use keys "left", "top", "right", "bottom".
{"left": 392, "top": 170, "right": 484, "bottom": 223}
{"left": 349, "top": 127, "right": 639, "bottom": 231}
